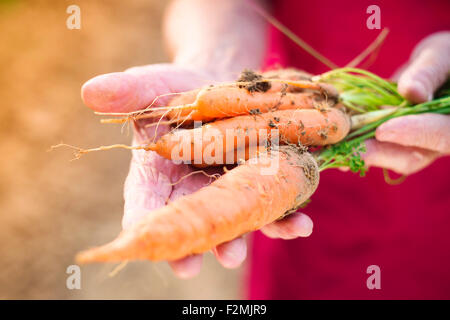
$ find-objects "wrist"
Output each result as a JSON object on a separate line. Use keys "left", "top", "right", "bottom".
{"left": 173, "top": 49, "right": 234, "bottom": 81}
{"left": 173, "top": 42, "right": 265, "bottom": 82}
{"left": 164, "top": 0, "right": 267, "bottom": 81}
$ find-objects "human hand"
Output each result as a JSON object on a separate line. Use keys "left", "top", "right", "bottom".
{"left": 363, "top": 32, "right": 450, "bottom": 175}
{"left": 81, "top": 64, "right": 314, "bottom": 278}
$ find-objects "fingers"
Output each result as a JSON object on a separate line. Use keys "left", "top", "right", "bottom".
{"left": 82, "top": 72, "right": 144, "bottom": 113}
{"left": 169, "top": 237, "right": 247, "bottom": 278}
{"left": 122, "top": 153, "right": 173, "bottom": 229}
{"left": 171, "top": 212, "right": 314, "bottom": 275}
{"left": 212, "top": 237, "right": 247, "bottom": 269}
{"left": 375, "top": 114, "right": 450, "bottom": 154}
{"left": 170, "top": 212, "right": 312, "bottom": 277}
{"left": 363, "top": 139, "right": 440, "bottom": 175}
{"left": 261, "top": 212, "right": 313, "bottom": 239}
{"left": 397, "top": 32, "right": 450, "bottom": 103}
{"left": 81, "top": 64, "right": 209, "bottom": 113}
{"left": 168, "top": 254, "right": 203, "bottom": 279}
{"left": 124, "top": 151, "right": 206, "bottom": 280}
{"left": 124, "top": 143, "right": 212, "bottom": 280}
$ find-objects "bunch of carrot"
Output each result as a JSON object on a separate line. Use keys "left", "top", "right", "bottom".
{"left": 99, "top": 69, "right": 350, "bottom": 166}
{"left": 74, "top": 68, "right": 450, "bottom": 264}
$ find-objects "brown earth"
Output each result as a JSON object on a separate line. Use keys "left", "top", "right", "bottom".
{"left": 0, "top": 0, "right": 242, "bottom": 299}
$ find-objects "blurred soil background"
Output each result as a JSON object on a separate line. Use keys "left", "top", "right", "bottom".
{"left": 0, "top": 0, "right": 241, "bottom": 299}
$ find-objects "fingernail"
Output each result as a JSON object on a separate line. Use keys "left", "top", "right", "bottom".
{"left": 411, "top": 150, "right": 424, "bottom": 162}
{"left": 401, "top": 79, "right": 430, "bottom": 103}
{"left": 220, "top": 239, "right": 247, "bottom": 268}
{"left": 81, "top": 72, "right": 138, "bottom": 113}
{"left": 296, "top": 214, "right": 313, "bottom": 237}
{"left": 170, "top": 255, "right": 202, "bottom": 279}
{"left": 375, "top": 128, "right": 395, "bottom": 142}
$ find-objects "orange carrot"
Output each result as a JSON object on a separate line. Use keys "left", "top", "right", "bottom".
{"left": 240, "top": 68, "right": 313, "bottom": 93}
{"left": 160, "top": 69, "right": 337, "bottom": 123}
{"left": 262, "top": 68, "right": 312, "bottom": 92}
{"left": 99, "top": 89, "right": 206, "bottom": 125}
{"left": 100, "top": 69, "right": 334, "bottom": 125}
{"left": 138, "top": 89, "right": 325, "bottom": 126}
{"left": 165, "top": 88, "right": 214, "bottom": 123}
{"left": 263, "top": 68, "right": 312, "bottom": 81}
{"left": 190, "top": 87, "right": 322, "bottom": 118}
{"left": 146, "top": 107, "right": 350, "bottom": 164}
{"left": 190, "top": 145, "right": 265, "bottom": 168}
{"left": 76, "top": 146, "right": 319, "bottom": 262}
{"left": 182, "top": 68, "right": 325, "bottom": 120}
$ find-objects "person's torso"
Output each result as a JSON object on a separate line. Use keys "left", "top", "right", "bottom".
{"left": 248, "top": 0, "right": 450, "bottom": 299}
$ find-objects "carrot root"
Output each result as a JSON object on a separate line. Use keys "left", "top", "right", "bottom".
{"left": 148, "top": 107, "right": 350, "bottom": 164}
{"left": 76, "top": 146, "right": 319, "bottom": 263}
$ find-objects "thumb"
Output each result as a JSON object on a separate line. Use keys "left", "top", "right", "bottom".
{"left": 397, "top": 32, "right": 450, "bottom": 104}
{"left": 81, "top": 64, "right": 210, "bottom": 113}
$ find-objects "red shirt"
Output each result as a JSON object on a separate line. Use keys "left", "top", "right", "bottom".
{"left": 247, "top": 0, "right": 450, "bottom": 299}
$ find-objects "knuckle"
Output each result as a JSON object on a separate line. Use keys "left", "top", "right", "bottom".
{"left": 396, "top": 150, "right": 436, "bottom": 175}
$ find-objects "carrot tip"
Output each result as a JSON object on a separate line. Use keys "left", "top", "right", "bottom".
{"left": 100, "top": 118, "right": 127, "bottom": 124}
{"left": 75, "top": 242, "right": 122, "bottom": 264}
{"left": 75, "top": 231, "right": 142, "bottom": 264}
{"left": 146, "top": 143, "right": 157, "bottom": 152}
{"left": 75, "top": 250, "right": 97, "bottom": 265}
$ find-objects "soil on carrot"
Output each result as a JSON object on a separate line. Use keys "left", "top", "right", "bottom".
{"left": 281, "top": 144, "right": 318, "bottom": 188}
{"left": 237, "top": 69, "right": 271, "bottom": 93}
{"left": 249, "top": 108, "right": 262, "bottom": 115}
{"left": 318, "top": 129, "right": 329, "bottom": 140}
{"left": 277, "top": 145, "right": 318, "bottom": 219}
{"left": 301, "top": 157, "right": 319, "bottom": 189}
{"left": 268, "top": 119, "right": 277, "bottom": 128}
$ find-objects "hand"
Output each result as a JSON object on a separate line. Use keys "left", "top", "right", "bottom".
{"left": 81, "top": 64, "right": 314, "bottom": 278}
{"left": 363, "top": 32, "right": 450, "bottom": 175}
